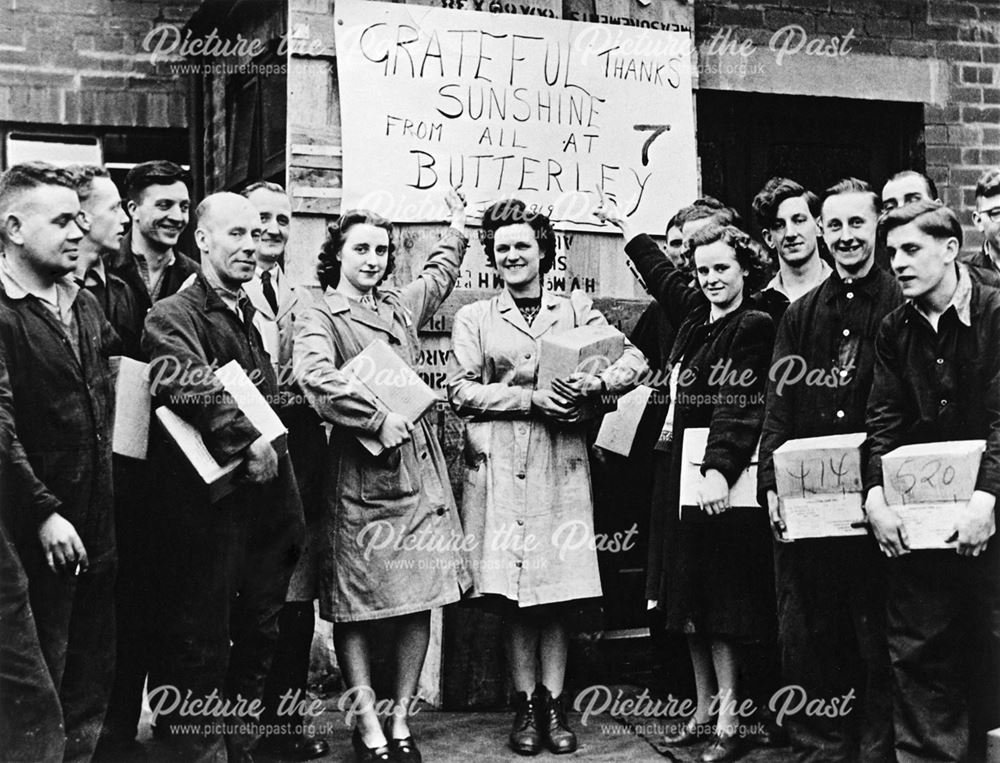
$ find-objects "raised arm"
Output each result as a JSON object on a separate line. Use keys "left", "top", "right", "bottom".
{"left": 593, "top": 195, "right": 705, "bottom": 328}
{"left": 401, "top": 188, "right": 469, "bottom": 327}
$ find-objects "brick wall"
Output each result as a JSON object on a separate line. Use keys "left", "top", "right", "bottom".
{"left": 696, "top": 0, "right": 1000, "bottom": 249}
{"left": 0, "top": 0, "right": 203, "bottom": 128}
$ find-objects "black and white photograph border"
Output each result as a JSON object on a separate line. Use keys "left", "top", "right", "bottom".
{"left": 1, "top": 0, "right": 1000, "bottom": 761}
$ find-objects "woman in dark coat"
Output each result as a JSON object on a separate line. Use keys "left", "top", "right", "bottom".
{"left": 597, "top": 202, "right": 777, "bottom": 763}
{"left": 656, "top": 224, "right": 777, "bottom": 762}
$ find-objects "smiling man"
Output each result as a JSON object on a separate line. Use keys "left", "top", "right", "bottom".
{"left": 0, "top": 161, "right": 119, "bottom": 762}
{"left": 865, "top": 199, "right": 1000, "bottom": 763}
{"left": 752, "top": 177, "right": 831, "bottom": 312}
{"left": 107, "top": 160, "right": 198, "bottom": 315}
{"left": 141, "top": 192, "right": 304, "bottom": 762}
{"left": 757, "top": 177, "right": 902, "bottom": 762}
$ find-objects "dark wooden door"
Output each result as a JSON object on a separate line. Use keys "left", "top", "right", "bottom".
{"left": 696, "top": 90, "right": 925, "bottom": 227}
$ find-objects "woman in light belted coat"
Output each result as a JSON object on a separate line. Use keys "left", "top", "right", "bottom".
{"left": 293, "top": 190, "right": 470, "bottom": 763}
{"left": 447, "top": 199, "right": 648, "bottom": 756}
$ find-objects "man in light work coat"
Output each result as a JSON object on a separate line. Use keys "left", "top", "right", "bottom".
{"left": 142, "top": 192, "right": 304, "bottom": 762}
{"left": 242, "top": 181, "right": 328, "bottom": 761}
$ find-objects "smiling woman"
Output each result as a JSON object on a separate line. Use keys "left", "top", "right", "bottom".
{"left": 292, "top": 189, "right": 471, "bottom": 762}
{"left": 446, "top": 197, "right": 648, "bottom": 757}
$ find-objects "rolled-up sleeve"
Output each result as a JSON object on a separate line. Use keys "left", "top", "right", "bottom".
{"left": 292, "top": 302, "right": 387, "bottom": 433}
{"left": 446, "top": 304, "right": 533, "bottom": 418}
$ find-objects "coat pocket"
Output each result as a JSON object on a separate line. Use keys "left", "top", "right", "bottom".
{"left": 359, "top": 450, "right": 419, "bottom": 508}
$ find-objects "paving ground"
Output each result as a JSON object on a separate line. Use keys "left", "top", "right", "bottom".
{"left": 135, "top": 690, "right": 798, "bottom": 762}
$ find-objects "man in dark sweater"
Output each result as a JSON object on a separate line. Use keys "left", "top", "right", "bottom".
{"left": 0, "top": 161, "right": 119, "bottom": 763}
{"left": 758, "top": 178, "right": 901, "bottom": 762}
{"left": 142, "top": 192, "right": 304, "bottom": 762}
{"left": 865, "top": 199, "right": 1000, "bottom": 763}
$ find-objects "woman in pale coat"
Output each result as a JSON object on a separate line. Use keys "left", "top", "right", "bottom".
{"left": 447, "top": 199, "right": 648, "bottom": 756}
{"left": 293, "top": 190, "right": 469, "bottom": 763}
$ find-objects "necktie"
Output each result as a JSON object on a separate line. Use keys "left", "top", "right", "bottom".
{"left": 260, "top": 269, "right": 279, "bottom": 315}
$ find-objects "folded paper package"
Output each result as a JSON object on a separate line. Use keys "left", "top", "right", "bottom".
{"left": 536, "top": 324, "right": 624, "bottom": 390}
{"left": 881, "top": 440, "right": 986, "bottom": 549}
{"left": 112, "top": 356, "right": 151, "bottom": 461}
{"left": 679, "top": 427, "right": 759, "bottom": 520}
{"left": 595, "top": 384, "right": 654, "bottom": 457}
{"left": 772, "top": 432, "right": 867, "bottom": 540}
{"left": 340, "top": 338, "right": 438, "bottom": 456}
{"left": 155, "top": 360, "right": 287, "bottom": 502}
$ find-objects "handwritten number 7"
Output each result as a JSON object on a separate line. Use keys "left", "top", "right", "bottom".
{"left": 634, "top": 124, "right": 670, "bottom": 166}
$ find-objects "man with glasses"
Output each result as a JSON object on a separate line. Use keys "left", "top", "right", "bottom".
{"left": 0, "top": 161, "right": 119, "bottom": 762}
{"left": 967, "top": 167, "right": 1000, "bottom": 273}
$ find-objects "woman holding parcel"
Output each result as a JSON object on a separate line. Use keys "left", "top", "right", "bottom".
{"left": 656, "top": 223, "right": 776, "bottom": 762}
{"left": 293, "top": 189, "right": 470, "bottom": 763}
{"left": 598, "top": 203, "right": 778, "bottom": 762}
{"left": 446, "top": 199, "right": 648, "bottom": 756}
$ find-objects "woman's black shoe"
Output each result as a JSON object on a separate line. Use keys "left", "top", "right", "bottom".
{"left": 663, "top": 717, "right": 713, "bottom": 747}
{"left": 384, "top": 718, "right": 422, "bottom": 763}
{"left": 535, "top": 684, "right": 577, "bottom": 755}
{"left": 508, "top": 690, "right": 542, "bottom": 755}
{"left": 351, "top": 727, "right": 392, "bottom": 762}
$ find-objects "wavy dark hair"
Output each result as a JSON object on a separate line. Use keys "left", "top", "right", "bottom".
{"left": 317, "top": 209, "right": 396, "bottom": 290}
{"left": 687, "top": 222, "right": 774, "bottom": 294}
{"left": 479, "top": 199, "right": 556, "bottom": 275}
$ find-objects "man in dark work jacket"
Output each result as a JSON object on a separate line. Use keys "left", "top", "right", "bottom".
{"left": 0, "top": 162, "right": 118, "bottom": 763}
{"left": 757, "top": 178, "right": 901, "bottom": 762}
{"left": 106, "top": 160, "right": 198, "bottom": 316}
{"left": 142, "top": 192, "right": 304, "bottom": 762}
{"left": 69, "top": 165, "right": 142, "bottom": 360}
{"left": 0, "top": 354, "right": 65, "bottom": 762}
{"left": 65, "top": 165, "right": 153, "bottom": 759}
{"left": 865, "top": 200, "right": 1000, "bottom": 763}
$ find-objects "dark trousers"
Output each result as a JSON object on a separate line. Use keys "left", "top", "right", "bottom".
{"left": 0, "top": 526, "right": 65, "bottom": 763}
{"left": 887, "top": 544, "right": 1000, "bottom": 763}
{"left": 21, "top": 542, "right": 117, "bottom": 763}
{"left": 260, "top": 602, "right": 316, "bottom": 737}
{"left": 100, "top": 458, "right": 158, "bottom": 745}
{"left": 774, "top": 538, "right": 894, "bottom": 762}
{"left": 151, "top": 455, "right": 303, "bottom": 762}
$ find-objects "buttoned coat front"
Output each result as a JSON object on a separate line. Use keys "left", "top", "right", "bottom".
{"left": 447, "top": 289, "right": 648, "bottom": 608}
{"left": 293, "top": 228, "right": 471, "bottom": 623}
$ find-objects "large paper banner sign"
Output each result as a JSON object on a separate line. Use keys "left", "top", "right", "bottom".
{"left": 334, "top": 0, "right": 697, "bottom": 233}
